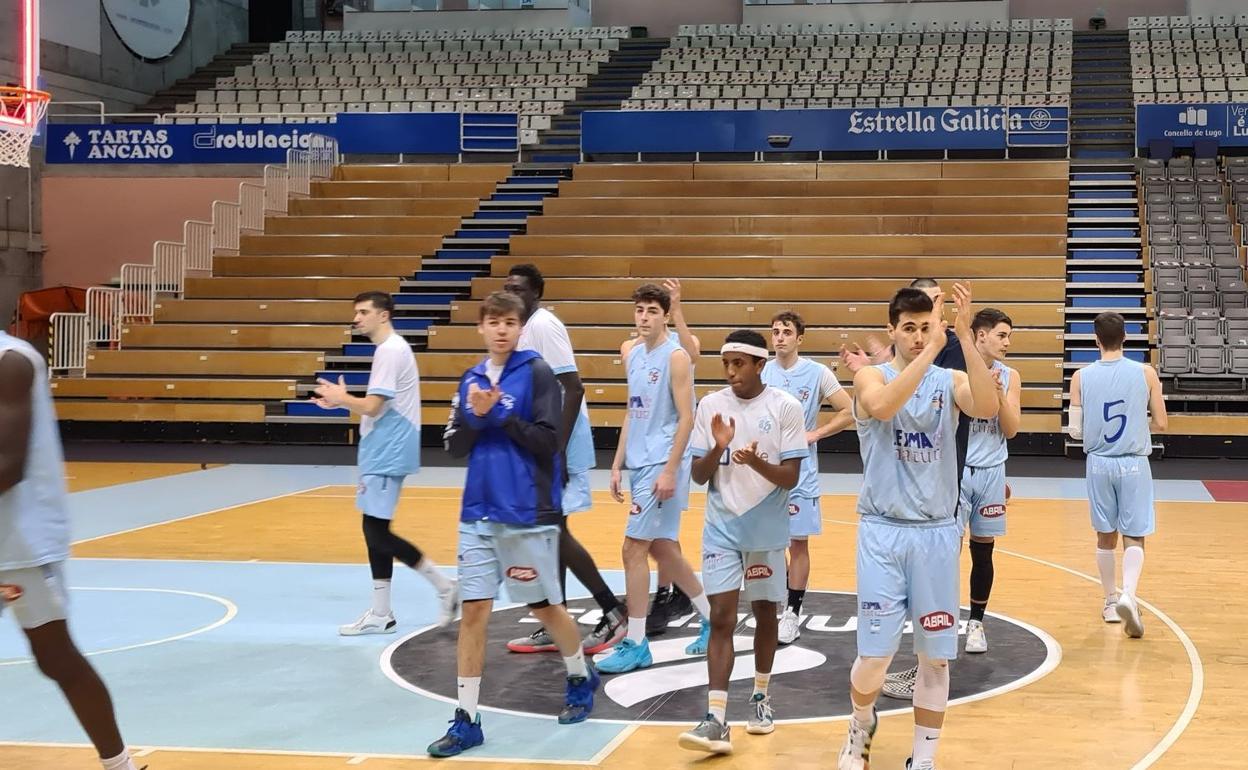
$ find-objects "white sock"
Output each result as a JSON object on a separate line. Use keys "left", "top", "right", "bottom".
{"left": 100, "top": 750, "right": 138, "bottom": 770}
{"left": 627, "top": 616, "right": 646, "bottom": 643}
{"left": 708, "top": 689, "right": 728, "bottom": 722}
{"left": 690, "top": 592, "right": 711, "bottom": 620}
{"left": 457, "top": 676, "right": 481, "bottom": 720}
{"left": 372, "top": 579, "right": 392, "bottom": 616}
{"left": 753, "top": 671, "right": 771, "bottom": 697}
{"left": 1095, "top": 548, "right": 1117, "bottom": 599}
{"left": 564, "top": 648, "right": 588, "bottom": 679}
{"left": 852, "top": 697, "right": 874, "bottom": 727}
{"left": 1122, "top": 546, "right": 1145, "bottom": 598}
{"left": 912, "top": 725, "right": 941, "bottom": 763}
{"left": 416, "top": 557, "right": 452, "bottom": 593}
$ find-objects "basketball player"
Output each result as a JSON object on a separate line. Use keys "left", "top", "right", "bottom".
{"left": 620, "top": 278, "right": 701, "bottom": 636}
{"left": 503, "top": 264, "right": 626, "bottom": 655}
{"left": 677, "top": 330, "right": 807, "bottom": 754}
{"left": 313, "top": 291, "right": 458, "bottom": 635}
{"left": 762, "top": 311, "right": 853, "bottom": 645}
{"left": 837, "top": 285, "right": 998, "bottom": 770}
{"left": 599, "top": 284, "right": 712, "bottom": 673}
{"left": 0, "top": 331, "right": 145, "bottom": 770}
{"left": 1067, "top": 311, "right": 1167, "bottom": 638}
{"left": 429, "top": 292, "right": 599, "bottom": 756}
{"left": 959, "top": 309, "right": 1022, "bottom": 654}
{"left": 840, "top": 277, "right": 970, "bottom": 700}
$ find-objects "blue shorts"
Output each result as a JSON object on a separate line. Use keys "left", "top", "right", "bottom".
{"left": 625, "top": 460, "right": 690, "bottom": 541}
{"left": 958, "top": 464, "right": 1007, "bottom": 538}
{"left": 0, "top": 563, "right": 68, "bottom": 631}
{"left": 1087, "top": 454, "right": 1155, "bottom": 538}
{"left": 563, "top": 470, "right": 593, "bottom": 515}
{"left": 855, "top": 516, "right": 961, "bottom": 660}
{"left": 787, "top": 495, "right": 822, "bottom": 539}
{"left": 457, "top": 522, "right": 563, "bottom": 605}
{"left": 357, "top": 474, "right": 404, "bottom": 520}
{"left": 701, "top": 545, "right": 786, "bottom": 603}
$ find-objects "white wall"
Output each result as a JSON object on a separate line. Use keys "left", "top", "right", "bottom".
{"left": 43, "top": 0, "right": 102, "bottom": 55}
{"left": 344, "top": 7, "right": 575, "bottom": 32}
{"left": 1188, "top": 0, "right": 1248, "bottom": 16}
{"left": 744, "top": 0, "right": 1009, "bottom": 26}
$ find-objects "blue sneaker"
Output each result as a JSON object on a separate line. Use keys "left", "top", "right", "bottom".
{"left": 558, "top": 664, "right": 600, "bottom": 724}
{"left": 685, "top": 618, "right": 711, "bottom": 656}
{"left": 427, "top": 708, "right": 484, "bottom": 757}
{"left": 597, "top": 637, "right": 653, "bottom": 674}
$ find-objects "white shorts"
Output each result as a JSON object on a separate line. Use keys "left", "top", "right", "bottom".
{"left": 701, "top": 546, "right": 787, "bottom": 603}
{"left": 957, "top": 464, "right": 1007, "bottom": 538}
{"left": 625, "top": 460, "right": 690, "bottom": 542}
{"left": 563, "top": 470, "right": 593, "bottom": 515}
{"left": 787, "top": 495, "right": 822, "bottom": 539}
{"left": 357, "top": 474, "right": 404, "bottom": 521}
{"left": 457, "top": 522, "right": 564, "bottom": 605}
{"left": 0, "top": 563, "right": 69, "bottom": 630}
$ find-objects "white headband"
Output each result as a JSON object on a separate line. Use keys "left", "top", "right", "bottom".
{"left": 721, "top": 342, "right": 770, "bottom": 359}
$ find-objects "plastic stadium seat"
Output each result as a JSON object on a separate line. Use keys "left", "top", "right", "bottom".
{"left": 1162, "top": 343, "right": 1193, "bottom": 374}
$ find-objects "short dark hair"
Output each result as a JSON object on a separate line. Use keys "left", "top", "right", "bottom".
{"left": 888, "top": 287, "right": 934, "bottom": 326}
{"left": 1094, "top": 311, "right": 1126, "bottom": 350}
{"left": 507, "top": 263, "right": 545, "bottom": 298}
{"left": 770, "top": 310, "right": 805, "bottom": 336}
{"left": 724, "top": 329, "right": 768, "bottom": 361}
{"left": 632, "top": 283, "right": 671, "bottom": 314}
{"left": 972, "top": 308, "right": 1013, "bottom": 335}
{"left": 479, "top": 290, "right": 525, "bottom": 321}
{"left": 909, "top": 278, "right": 940, "bottom": 290}
{"left": 354, "top": 291, "right": 394, "bottom": 314}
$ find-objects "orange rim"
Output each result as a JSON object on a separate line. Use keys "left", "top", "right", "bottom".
{"left": 0, "top": 86, "right": 50, "bottom": 106}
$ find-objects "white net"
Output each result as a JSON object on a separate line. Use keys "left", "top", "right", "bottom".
{"left": 0, "top": 89, "right": 50, "bottom": 169}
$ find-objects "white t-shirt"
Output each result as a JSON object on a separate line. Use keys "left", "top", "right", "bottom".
{"left": 518, "top": 306, "right": 595, "bottom": 473}
{"left": 691, "top": 385, "right": 808, "bottom": 551}
{"left": 358, "top": 332, "right": 422, "bottom": 477}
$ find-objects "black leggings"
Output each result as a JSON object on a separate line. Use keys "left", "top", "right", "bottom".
{"left": 362, "top": 515, "right": 424, "bottom": 581}
{"left": 558, "top": 515, "right": 616, "bottom": 610}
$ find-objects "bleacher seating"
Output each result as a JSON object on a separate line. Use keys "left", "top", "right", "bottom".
{"left": 1129, "top": 14, "right": 1248, "bottom": 104}
{"left": 623, "top": 19, "right": 1073, "bottom": 111}
{"left": 170, "top": 26, "right": 632, "bottom": 144}
{"left": 1146, "top": 156, "right": 1248, "bottom": 385}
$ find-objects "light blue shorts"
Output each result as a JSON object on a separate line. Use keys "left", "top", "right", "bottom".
{"left": 457, "top": 522, "right": 563, "bottom": 605}
{"left": 625, "top": 459, "right": 690, "bottom": 542}
{"left": 1087, "top": 454, "right": 1155, "bottom": 538}
{"left": 562, "top": 470, "right": 593, "bottom": 515}
{"left": 0, "top": 563, "right": 68, "bottom": 631}
{"left": 787, "top": 495, "right": 822, "bottom": 539}
{"left": 357, "top": 474, "right": 404, "bottom": 520}
{"left": 701, "top": 545, "right": 787, "bottom": 603}
{"left": 958, "top": 464, "right": 1007, "bottom": 538}
{"left": 855, "top": 516, "right": 961, "bottom": 660}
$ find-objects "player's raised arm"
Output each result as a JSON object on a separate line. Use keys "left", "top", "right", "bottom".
{"left": 950, "top": 284, "right": 999, "bottom": 420}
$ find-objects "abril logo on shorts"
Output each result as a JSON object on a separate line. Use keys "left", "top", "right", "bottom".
{"left": 506, "top": 566, "right": 538, "bottom": 582}
{"left": 919, "top": 611, "right": 956, "bottom": 632}
{"left": 980, "top": 504, "right": 1006, "bottom": 519}
{"left": 629, "top": 503, "right": 642, "bottom": 516}
{"left": 788, "top": 502, "right": 800, "bottom": 516}
{"left": 745, "top": 564, "right": 773, "bottom": 580}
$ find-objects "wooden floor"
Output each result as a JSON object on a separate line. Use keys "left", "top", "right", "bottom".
{"left": 2, "top": 464, "right": 1242, "bottom": 768}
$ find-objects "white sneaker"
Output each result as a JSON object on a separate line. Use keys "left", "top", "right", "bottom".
{"left": 1116, "top": 593, "right": 1144, "bottom": 638}
{"left": 906, "top": 758, "right": 937, "bottom": 770}
{"left": 836, "top": 709, "right": 877, "bottom": 770}
{"left": 965, "top": 619, "right": 988, "bottom": 654}
{"left": 1102, "top": 595, "right": 1122, "bottom": 623}
{"left": 778, "top": 607, "right": 801, "bottom": 645}
{"left": 437, "top": 581, "right": 460, "bottom": 628}
{"left": 339, "top": 610, "right": 397, "bottom": 636}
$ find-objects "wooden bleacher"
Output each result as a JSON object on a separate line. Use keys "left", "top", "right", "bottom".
{"left": 52, "top": 160, "right": 1088, "bottom": 439}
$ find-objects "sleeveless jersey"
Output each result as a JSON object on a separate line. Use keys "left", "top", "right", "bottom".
{"left": 856, "top": 362, "right": 960, "bottom": 524}
{"left": 966, "top": 361, "right": 1011, "bottom": 469}
{"left": 761, "top": 357, "right": 840, "bottom": 499}
{"left": 625, "top": 336, "right": 692, "bottom": 469}
{"left": 0, "top": 333, "right": 71, "bottom": 570}
{"left": 1079, "top": 357, "right": 1153, "bottom": 457}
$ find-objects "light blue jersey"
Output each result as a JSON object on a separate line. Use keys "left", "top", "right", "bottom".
{"left": 762, "top": 356, "right": 841, "bottom": 500}
{"left": 1079, "top": 358, "right": 1153, "bottom": 457}
{"left": 358, "top": 333, "right": 422, "bottom": 477}
{"left": 624, "top": 336, "right": 692, "bottom": 469}
{"left": 856, "top": 363, "right": 960, "bottom": 524}
{"left": 0, "top": 333, "right": 70, "bottom": 571}
{"left": 966, "top": 361, "right": 1010, "bottom": 469}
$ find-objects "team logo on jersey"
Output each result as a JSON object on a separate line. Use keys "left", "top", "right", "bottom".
{"left": 629, "top": 503, "right": 642, "bottom": 516}
{"left": 506, "top": 566, "right": 538, "bottom": 582}
{"left": 919, "top": 611, "right": 956, "bottom": 632}
{"left": 499, "top": 393, "right": 516, "bottom": 412}
{"left": 797, "top": 387, "right": 811, "bottom": 403}
{"left": 389, "top": 592, "right": 1051, "bottom": 722}
{"left": 758, "top": 417, "right": 774, "bottom": 433}
{"left": 788, "top": 502, "right": 800, "bottom": 516}
{"left": 648, "top": 368, "right": 661, "bottom": 384}
{"left": 745, "top": 564, "right": 774, "bottom": 580}
{"left": 930, "top": 391, "right": 945, "bottom": 411}
{"left": 979, "top": 504, "right": 1006, "bottom": 518}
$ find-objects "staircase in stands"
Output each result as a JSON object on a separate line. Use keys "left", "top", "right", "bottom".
{"left": 1069, "top": 29, "right": 1134, "bottom": 159}
{"left": 136, "top": 43, "right": 273, "bottom": 117}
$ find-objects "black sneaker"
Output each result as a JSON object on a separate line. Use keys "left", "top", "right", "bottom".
{"left": 645, "top": 589, "right": 672, "bottom": 636}
{"left": 668, "top": 586, "right": 693, "bottom": 618}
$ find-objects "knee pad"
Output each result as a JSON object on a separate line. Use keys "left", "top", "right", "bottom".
{"left": 912, "top": 655, "right": 950, "bottom": 712}
{"left": 849, "top": 655, "right": 894, "bottom": 694}
{"left": 526, "top": 600, "right": 551, "bottom": 611}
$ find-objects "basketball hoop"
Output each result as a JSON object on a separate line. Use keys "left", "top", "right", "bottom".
{"left": 0, "top": 86, "right": 51, "bottom": 168}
